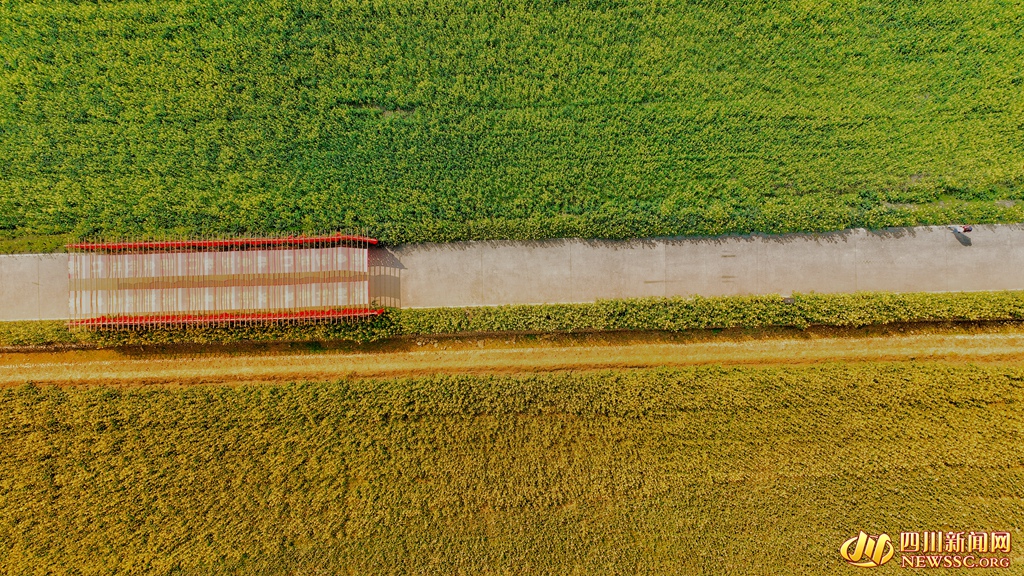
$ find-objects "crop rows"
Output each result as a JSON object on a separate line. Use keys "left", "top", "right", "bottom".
{"left": 1, "top": 1, "right": 1023, "bottom": 245}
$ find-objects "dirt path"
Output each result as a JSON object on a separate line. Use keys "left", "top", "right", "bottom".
{"left": 4, "top": 326, "right": 1024, "bottom": 387}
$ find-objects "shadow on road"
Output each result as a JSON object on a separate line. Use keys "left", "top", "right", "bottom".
{"left": 951, "top": 230, "right": 973, "bottom": 246}
{"left": 369, "top": 247, "right": 405, "bottom": 307}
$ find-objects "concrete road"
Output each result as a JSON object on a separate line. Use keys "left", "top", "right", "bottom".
{"left": 4, "top": 225, "right": 1024, "bottom": 320}
{"left": 376, "top": 225, "right": 1024, "bottom": 308}
{"left": 0, "top": 254, "right": 70, "bottom": 321}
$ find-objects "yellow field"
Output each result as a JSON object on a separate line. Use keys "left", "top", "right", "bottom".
{"left": 2, "top": 362, "right": 1022, "bottom": 574}
{"left": 2, "top": 326, "right": 1022, "bottom": 573}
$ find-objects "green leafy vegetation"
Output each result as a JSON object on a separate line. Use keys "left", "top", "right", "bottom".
{"left": 1, "top": 364, "right": 1021, "bottom": 573}
{"left": 2, "top": 1, "right": 1023, "bottom": 245}
{"left": 0, "top": 320, "right": 78, "bottom": 347}
{"left": 0, "top": 233, "right": 69, "bottom": 255}
{"left": 6, "top": 290, "right": 1024, "bottom": 348}
{"left": 396, "top": 290, "right": 1024, "bottom": 334}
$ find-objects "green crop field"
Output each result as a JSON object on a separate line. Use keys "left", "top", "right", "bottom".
{"left": 1, "top": 0, "right": 1023, "bottom": 247}
{"left": 1, "top": 364, "right": 1021, "bottom": 573}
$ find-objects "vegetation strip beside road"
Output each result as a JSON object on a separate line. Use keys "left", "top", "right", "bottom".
{"left": 5, "top": 290, "right": 1024, "bottom": 349}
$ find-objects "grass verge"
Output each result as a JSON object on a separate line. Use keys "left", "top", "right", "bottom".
{"left": 7, "top": 290, "right": 1024, "bottom": 349}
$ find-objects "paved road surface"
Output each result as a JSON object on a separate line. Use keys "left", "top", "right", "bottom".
{"left": 0, "top": 254, "right": 69, "bottom": 321}
{"left": 3, "top": 225, "right": 1023, "bottom": 320}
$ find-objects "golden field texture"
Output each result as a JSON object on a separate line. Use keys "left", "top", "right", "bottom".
{"left": 1, "top": 363, "right": 1021, "bottom": 574}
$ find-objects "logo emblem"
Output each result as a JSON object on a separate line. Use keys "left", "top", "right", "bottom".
{"left": 841, "top": 531, "right": 895, "bottom": 567}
